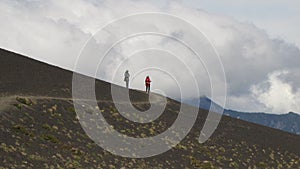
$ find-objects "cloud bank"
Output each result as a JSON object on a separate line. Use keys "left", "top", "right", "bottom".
{"left": 251, "top": 70, "right": 300, "bottom": 114}
{"left": 0, "top": 0, "right": 300, "bottom": 114}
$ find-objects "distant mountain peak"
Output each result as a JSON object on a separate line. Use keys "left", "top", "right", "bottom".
{"left": 287, "top": 112, "right": 299, "bottom": 116}
{"left": 183, "top": 96, "right": 300, "bottom": 135}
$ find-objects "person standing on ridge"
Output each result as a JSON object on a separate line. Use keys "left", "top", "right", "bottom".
{"left": 124, "top": 70, "right": 130, "bottom": 88}
{"left": 145, "top": 76, "right": 151, "bottom": 94}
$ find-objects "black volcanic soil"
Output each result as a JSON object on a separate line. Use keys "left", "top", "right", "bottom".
{"left": 0, "top": 49, "right": 299, "bottom": 168}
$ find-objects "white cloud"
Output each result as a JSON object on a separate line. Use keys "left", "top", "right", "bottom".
{"left": 251, "top": 70, "right": 300, "bottom": 114}
{"left": 0, "top": 0, "right": 90, "bottom": 68}
{"left": 0, "top": 0, "right": 300, "bottom": 114}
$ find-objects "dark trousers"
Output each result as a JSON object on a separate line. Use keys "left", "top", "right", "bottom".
{"left": 146, "top": 85, "right": 150, "bottom": 94}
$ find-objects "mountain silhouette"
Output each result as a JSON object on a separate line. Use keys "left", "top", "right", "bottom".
{"left": 183, "top": 96, "right": 300, "bottom": 135}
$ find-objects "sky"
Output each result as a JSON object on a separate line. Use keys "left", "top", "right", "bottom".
{"left": 0, "top": 0, "right": 300, "bottom": 114}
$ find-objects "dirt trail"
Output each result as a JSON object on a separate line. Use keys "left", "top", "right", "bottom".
{"left": 0, "top": 94, "right": 166, "bottom": 111}
{"left": 0, "top": 96, "right": 16, "bottom": 112}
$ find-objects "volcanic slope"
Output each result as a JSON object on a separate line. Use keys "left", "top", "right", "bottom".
{"left": 0, "top": 49, "right": 299, "bottom": 168}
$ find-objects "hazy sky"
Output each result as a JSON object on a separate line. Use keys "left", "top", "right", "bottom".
{"left": 0, "top": 0, "right": 300, "bottom": 114}
{"left": 186, "top": 0, "right": 300, "bottom": 48}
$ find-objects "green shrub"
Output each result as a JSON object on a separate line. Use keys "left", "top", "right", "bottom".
{"left": 41, "top": 134, "right": 59, "bottom": 143}
{"left": 16, "top": 97, "right": 33, "bottom": 106}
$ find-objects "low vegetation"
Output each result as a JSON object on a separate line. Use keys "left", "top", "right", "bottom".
{"left": 0, "top": 97, "right": 299, "bottom": 168}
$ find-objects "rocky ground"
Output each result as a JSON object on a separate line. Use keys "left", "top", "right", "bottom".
{"left": 0, "top": 95, "right": 299, "bottom": 168}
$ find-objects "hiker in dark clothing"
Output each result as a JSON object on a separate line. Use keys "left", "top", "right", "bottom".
{"left": 124, "top": 70, "right": 130, "bottom": 88}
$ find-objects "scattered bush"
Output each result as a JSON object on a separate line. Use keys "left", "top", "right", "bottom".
{"left": 16, "top": 97, "right": 33, "bottom": 106}
{"left": 41, "top": 134, "right": 59, "bottom": 143}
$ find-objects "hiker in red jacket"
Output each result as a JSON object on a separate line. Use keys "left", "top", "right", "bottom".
{"left": 145, "top": 76, "right": 151, "bottom": 94}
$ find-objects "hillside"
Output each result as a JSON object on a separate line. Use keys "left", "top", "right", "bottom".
{"left": 184, "top": 97, "right": 300, "bottom": 135}
{"left": 0, "top": 48, "right": 299, "bottom": 168}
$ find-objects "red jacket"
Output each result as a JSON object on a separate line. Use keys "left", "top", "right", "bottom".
{"left": 145, "top": 77, "right": 151, "bottom": 86}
